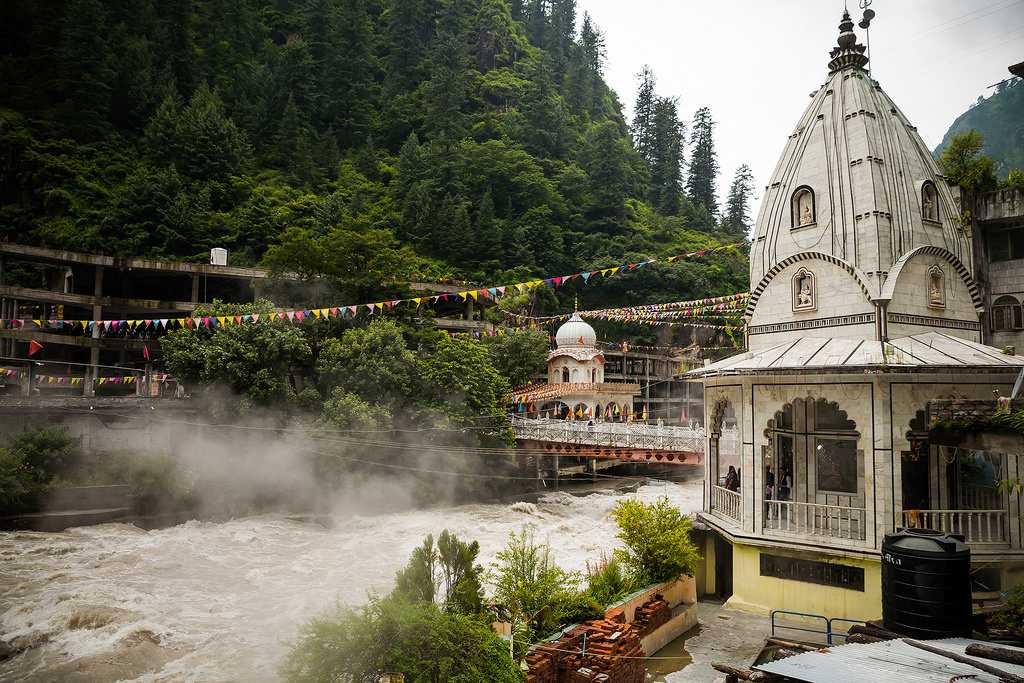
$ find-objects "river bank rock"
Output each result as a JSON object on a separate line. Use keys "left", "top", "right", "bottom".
{"left": 26, "top": 630, "right": 174, "bottom": 683}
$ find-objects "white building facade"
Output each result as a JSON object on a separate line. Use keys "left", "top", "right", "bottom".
{"left": 692, "top": 13, "right": 1024, "bottom": 620}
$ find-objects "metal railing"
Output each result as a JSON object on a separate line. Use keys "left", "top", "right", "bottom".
{"left": 510, "top": 415, "right": 706, "bottom": 452}
{"left": 770, "top": 610, "right": 865, "bottom": 646}
{"left": 764, "top": 500, "right": 866, "bottom": 541}
{"left": 710, "top": 485, "right": 742, "bottom": 524}
{"left": 901, "top": 509, "right": 1009, "bottom": 544}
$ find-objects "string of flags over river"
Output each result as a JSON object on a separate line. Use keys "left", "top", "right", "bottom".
{"left": 0, "top": 242, "right": 748, "bottom": 335}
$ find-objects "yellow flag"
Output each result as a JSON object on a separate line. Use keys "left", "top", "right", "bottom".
{"left": 469, "top": 290, "right": 479, "bottom": 301}
{"left": 458, "top": 292, "right": 468, "bottom": 301}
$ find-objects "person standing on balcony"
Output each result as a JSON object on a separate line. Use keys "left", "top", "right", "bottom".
{"left": 725, "top": 466, "right": 739, "bottom": 492}
{"left": 778, "top": 469, "right": 792, "bottom": 502}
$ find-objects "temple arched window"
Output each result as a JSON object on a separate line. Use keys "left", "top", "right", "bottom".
{"left": 921, "top": 181, "right": 939, "bottom": 222}
{"left": 561, "top": 367, "right": 570, "bottom": 383}
{"left": 792, "top": 187, "right": 815, "bottom": 228}
{"left": 792, "top": 267, "right": 816, "bottom": 312}
{"left": 571, "top": 368, "right": 579, "bottom": 382}
{"left": 993, "top": 295, "right": 1023, "bottom": 331}
{"left": 927, "top": 266, "right": 945, "bottom": 308}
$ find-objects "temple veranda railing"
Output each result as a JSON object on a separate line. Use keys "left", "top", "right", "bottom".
{"left": 710, "top": 485, "right": 742, "bottom": 524}
{"left": 901, "top": 509, "right": 1009, "bottom": 545}
{"left": 510, "top": 416, "right": 708, "bottom": 453}
{"left": 763, "top": 500, "right": 867, "bottom": 541}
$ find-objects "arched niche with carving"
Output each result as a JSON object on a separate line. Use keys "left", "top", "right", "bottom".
{"left": 921, "top": 181, "right": 939, "bottom": 223}
{"left": 927, "top": 265, "right": 945, "bottom": 309}
{"left": 791, "top": 186, "right": 815, "bottom": 228}
{"left": 792, "top": 267, "right": 816, "bottom": 312}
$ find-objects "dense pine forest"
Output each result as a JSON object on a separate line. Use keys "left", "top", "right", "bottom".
{"left": 0, "top": 0, "right": 749, "bottom": 310}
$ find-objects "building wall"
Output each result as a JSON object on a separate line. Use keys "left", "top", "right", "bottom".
{"left": 547, "top": 357, "right": 603, "bottom": 384}
{"left": 885, "top": 252, "right": 981, "bottom": 342}
{"left": 748, "top": 259, "right": 875, "bottom": 351}
{"left": 727, "top": 542, "right": 882, "bottom": 621}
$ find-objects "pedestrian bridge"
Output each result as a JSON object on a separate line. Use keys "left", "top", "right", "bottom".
{"left": 511, "top": 416, "right": 727, "bottom": 465}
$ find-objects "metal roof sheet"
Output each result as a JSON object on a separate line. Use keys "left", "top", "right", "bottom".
{"left": 688, "top": 332, "right": 1024, "bottom": 377}
{"left": 755, "top": 638, "right": 1024, "bottom": 683}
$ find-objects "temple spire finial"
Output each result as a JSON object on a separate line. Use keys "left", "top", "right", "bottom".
{"left": 828, "top": 7, "right": 869, "bottom": 73}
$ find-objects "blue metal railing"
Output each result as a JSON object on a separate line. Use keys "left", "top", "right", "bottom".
{"left": 770, "top": 610, "right": 865, "bottom": 646}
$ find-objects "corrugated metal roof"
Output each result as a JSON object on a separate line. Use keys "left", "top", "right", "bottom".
{"left": 755, "top": 638, "right": 1024, "bottom": 683}
{"left": 688, "top": 332, "right": 1024, "bottom": 377}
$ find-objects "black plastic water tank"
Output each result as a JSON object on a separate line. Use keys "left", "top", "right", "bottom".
{"left": 881, "top": 528, "right": 971, "bottom": 639}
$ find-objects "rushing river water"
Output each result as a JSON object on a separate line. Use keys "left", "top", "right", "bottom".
{"left": 0, "top": 478, "right": 701, "bottom": 682}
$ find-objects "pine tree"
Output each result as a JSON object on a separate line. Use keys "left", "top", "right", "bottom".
{"left": 632, "top": 66, "right": 657, "bottom": 166}
{"left": 723, "top": 164, "right": 755, "bottom": 235}
{"left": 686, "top": 106, "right": 719, "bottom": 218}
{"left": 649, "top": 96, "right": 685, "bottom": 215}
{"left": 474, "top": 189, "right": 502, "bottom": 263}
{"left": 57, "top": 0, "right": 115, "bottom": 137}
{"left": 578, "top": 13, "right": 606, "bottom": 115}
{"left": 548, "top": 0, "right": 576, "bottom": 78}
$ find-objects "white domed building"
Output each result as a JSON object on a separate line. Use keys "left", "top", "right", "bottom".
{"left": 519, "top": 313, "right": 639, "bottom": 421}
{"left": 690, "top": 12, "right": 1024, "bottom": 620}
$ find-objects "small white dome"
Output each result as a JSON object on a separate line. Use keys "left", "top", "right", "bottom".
{"left": 555, "top": 313, "right": 597, "bottom": 348}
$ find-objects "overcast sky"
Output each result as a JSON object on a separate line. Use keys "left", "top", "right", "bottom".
{"left": 579, "top": 0, "right": 1024, "bottom": 206}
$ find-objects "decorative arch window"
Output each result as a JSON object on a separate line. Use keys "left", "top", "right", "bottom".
{"left": 792, "top": 187, "right": 815, "bottom": 228}
{"left": 571, "top": 368, "right": 579, "bottom": 382}
{"left": 561, "top": 367, "right": 570, "bottom": 383}
{"left": 792, "top": 267, "right": 816, "bottom": 312}
{"left": 927, "top": 265, "right": 945, "bottom": 308}
{"left": 591, "top": 368, "right": 597, "bottom": 383}
{"left": 921, "top": 181, "right": 939, "bottom": 222}
{"left": 765, "top": 398, "right": 861, "bottom": 509}
{"left": 992, "top": 295, "right": 1023, "bottom": 331}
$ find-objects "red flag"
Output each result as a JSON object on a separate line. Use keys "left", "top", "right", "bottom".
{"left": 28, "top": 339, "right": 44, "bottom": 356}
{"left": 143, "top": 343, "right": 151, "bottom": 361}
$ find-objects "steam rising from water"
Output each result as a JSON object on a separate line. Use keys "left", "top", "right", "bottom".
{"left": 0, "top": 480, "right": 701, "bottom": 682}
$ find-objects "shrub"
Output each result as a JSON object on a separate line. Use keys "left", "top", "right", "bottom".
{"left": 991, "top": 585, "right": 1024, "bottom": 636}
{"left": 610, "top": 497, "right": 701, "bottom": 584}
{"left": 586, "top": 555, "right": 641, "bottom": 606}
{"left": 282, "top": 598, "right": 520, "bottom": 683}
{"left": 9, "top": 427, "right": 77, "bottom": 483}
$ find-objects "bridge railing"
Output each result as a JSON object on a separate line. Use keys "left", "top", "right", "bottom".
{"left": 510, "top": 416, "right": 705, "bottom": 452}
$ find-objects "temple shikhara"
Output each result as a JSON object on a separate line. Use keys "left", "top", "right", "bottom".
{"left": 691, "top": 11, "right": 1024, "bottom": 619}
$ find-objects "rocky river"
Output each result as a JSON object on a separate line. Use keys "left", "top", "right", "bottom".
{"left": 0, "top": 478, "right": 703, "bottom": 682}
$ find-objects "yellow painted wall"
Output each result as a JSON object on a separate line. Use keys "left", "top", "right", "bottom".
{"left": 726, "top": 543, "right": 882, "bottom": 621}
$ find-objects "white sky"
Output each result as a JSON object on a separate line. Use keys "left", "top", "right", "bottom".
{"left": 580, "top": 0, "right": 1024, "bottom": 205}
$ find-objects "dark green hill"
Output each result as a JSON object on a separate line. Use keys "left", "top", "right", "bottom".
{"left": 934, "top": 77, "right": 1024, "bottom": 176}
{"left": 0, "top": 0, "right": 747, "bottom": 314}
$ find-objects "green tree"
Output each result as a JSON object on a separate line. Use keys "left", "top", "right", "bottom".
{"left": 939, "top": 130, "right": 999, "bottom": 192}
{"left": 161, "top": 299, "right": 311, "bottom": 409}
{"left": 687, "top": 106, "right": 720, "bottom": 218}
{"left": 282, "top": 598, "right": 520, "bottom": 683}
{"left": 57, "top": 0, "right": 115, "bottom": 137}
{"left": 490, "top": 529, "right": 577, "bottom": 658}
{"left": 394, "top": 531, "right": 485, "bottom": 615}
{"left": 649, "top": 96, "right": 685, "bottom": 215}
{"left": 632, "top": 65, "right": 657, "bottom": 165}
{"left": 316, "top": 318, "right": 418, "bottom": 407}
{"left": 481, "top": 329, "right": 549, "bottom": 388}
{"left": 418, "top": 335, "right": 513, "bottom": 443}
{"left": 321, "top": 389, "right": 391, "bottom": 430}
{"left": 722, "top": 163, "right": 755, "bottom": 235}
{"left": 610, "top": 497, "right": 701, "bottom": 584}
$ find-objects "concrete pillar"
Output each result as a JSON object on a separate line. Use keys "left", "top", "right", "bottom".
{"left": 191, "top": 273, "right": 200, "bottom": 303}
{"left": 85, "top": 265, "right": 103, "bottom": 397}
{"left": 464, "top": 298, "right": 474, "bottom": 321}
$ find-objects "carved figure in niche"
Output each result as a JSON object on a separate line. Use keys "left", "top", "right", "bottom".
{"left": 928, "top": 266, "right": 944, "bottom": 308}
{"left": 922, "top": 183, "right": 938, "bottom": 222}
{"left": 795, "top": 189, "right": 814, "bottom": 227}
{"left": 793, "top": 268, "right": 815, "bottom": 311}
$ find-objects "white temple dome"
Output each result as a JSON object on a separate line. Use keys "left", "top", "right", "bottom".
{"left": 555, "top": 313, "right": 597, "bottom": 348}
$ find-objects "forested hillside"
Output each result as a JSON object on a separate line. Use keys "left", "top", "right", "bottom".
{"left": 0, "top": 0, "right": 748, "bottom": 309}
{"left": 935, "top": 77, "right": 1024, "bottom": 178}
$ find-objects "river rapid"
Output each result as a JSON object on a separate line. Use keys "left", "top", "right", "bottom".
{"left": 0, "top": 479, "right": 701, "bottom": 682}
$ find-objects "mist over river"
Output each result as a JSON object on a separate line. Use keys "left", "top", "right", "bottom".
{"left": 0, "top": 479, "right": 701, "bottom": 682}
